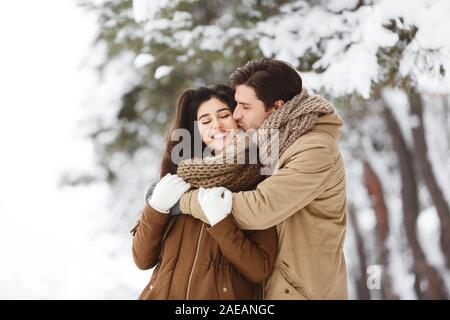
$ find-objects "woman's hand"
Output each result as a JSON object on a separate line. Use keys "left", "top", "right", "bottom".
{"left": 147, "top": 173, "right": 191, "bottom": 213}
{"left": 198, "top": 187, "right": 232, "bottom": 226}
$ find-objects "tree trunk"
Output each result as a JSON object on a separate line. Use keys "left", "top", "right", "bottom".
{"left": 408, "top": 89, "right": 450, "bottom": 268}
{"left": 363, "top": 160, "right": 399, "bottom": 299}
{"left": 348, "top": 204, "right": 372, "bottom": 300}
{"left": 442, "top": 95, "right": 450, "bottom": 149}
{"left": 382, "top": 103, "right": 447, "bottom": 299}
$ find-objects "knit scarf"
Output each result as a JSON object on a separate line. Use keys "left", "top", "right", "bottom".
{"left": 176, "top": 88, "right": 335, "bottom": 185}
{"left": 256, "top": 88, "right": 335, "bottom": 171}
{"left": 176, "top": 131, "right": 263, "bottom": 192}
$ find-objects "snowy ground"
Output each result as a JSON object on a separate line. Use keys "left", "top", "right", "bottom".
{"left": 0, "top": 1, "right": 146, "bottom": 299}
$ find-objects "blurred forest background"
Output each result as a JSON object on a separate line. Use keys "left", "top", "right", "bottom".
{"left": 67, "top": 0, "right": 450, "bottom": 299}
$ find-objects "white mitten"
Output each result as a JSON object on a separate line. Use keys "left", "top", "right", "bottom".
{"left": 148, "top": 173, "right": 191, "bottom": 213}
{"left": 198, "top": 187, "right": 232, "bottom": 226}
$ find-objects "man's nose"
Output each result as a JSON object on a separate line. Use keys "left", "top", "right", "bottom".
{"left": 233, "top": 107, "right": 242, "bottom": 121}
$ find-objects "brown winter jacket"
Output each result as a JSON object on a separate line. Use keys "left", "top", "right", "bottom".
{"left": 131, "top": 202, "right": 277, "bottom": 299}
{"left": 180, "top": 113, "right": 348, "bottom": 299}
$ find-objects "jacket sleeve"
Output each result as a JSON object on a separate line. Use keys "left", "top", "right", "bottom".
{"left": 131, "top": 203, "right": 171, "bottom": 270}
{"left": 180, "top": 142, "right": 337, "bottom": 230}
{"left": 206, "top": 215, "right": 277, "bottom": 283}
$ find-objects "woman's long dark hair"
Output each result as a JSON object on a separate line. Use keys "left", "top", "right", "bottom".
{"left": 159, "top": 84, "right": 237, "bottom": 178}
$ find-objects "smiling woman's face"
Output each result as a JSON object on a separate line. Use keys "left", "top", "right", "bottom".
{"left": 197, "top": 98, "right": 238, "bottom": 153}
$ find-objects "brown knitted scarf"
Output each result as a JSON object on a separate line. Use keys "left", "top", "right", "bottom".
{"left": 177, "top": 88, "right": 335, "bottom": 185}
{"left": 176, "top": 131, "right": 263, "bottom": 192}
{"left": 256, "top": 88, "right": 335, "bottom": 170}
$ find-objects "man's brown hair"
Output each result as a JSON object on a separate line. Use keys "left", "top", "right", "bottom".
{"left": 229, "top": 58, "right": 302, "bottom": 110}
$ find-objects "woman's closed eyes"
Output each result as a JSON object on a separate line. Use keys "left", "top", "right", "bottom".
{"left": 201, "top": 112, "right": 231, "bottom": 125}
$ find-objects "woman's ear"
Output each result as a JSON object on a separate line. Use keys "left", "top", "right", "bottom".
{"left": 273, "top": 100, "right": 285, "bottom": 110}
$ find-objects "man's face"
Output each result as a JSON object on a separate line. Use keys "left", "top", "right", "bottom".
{"left": 233, "top": 85, "right": 272, "bottom": 130}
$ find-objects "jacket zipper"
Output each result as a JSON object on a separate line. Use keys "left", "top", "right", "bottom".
{"left": 185, "top": 223, "right": 204, "bottom": 299}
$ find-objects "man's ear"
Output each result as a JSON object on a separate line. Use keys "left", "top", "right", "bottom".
{"left": 273, "top": 100, "right": 285, "bottom": 110}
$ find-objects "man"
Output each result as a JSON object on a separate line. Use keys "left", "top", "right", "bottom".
{"left": 180, "top": 58, "right": 348, "bottom": 299}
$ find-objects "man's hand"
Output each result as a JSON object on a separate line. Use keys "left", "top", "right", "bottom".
{"left": 148, "top": 173, "right": 191, "bottom": 213}
{"left": 198, "top": 187, "right": 232, "bottom": 226}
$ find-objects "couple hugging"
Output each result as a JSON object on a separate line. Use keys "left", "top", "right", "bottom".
{"left": 131, "top": 58, "right": 348, "bottom": 300}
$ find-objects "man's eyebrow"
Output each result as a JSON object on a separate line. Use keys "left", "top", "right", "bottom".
{"left": 236, "top": 100, "right": 250, "bottom": 105}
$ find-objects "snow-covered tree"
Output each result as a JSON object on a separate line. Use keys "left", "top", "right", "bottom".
{"left": 80, "top": 0, "right": 450, "bottom": 299}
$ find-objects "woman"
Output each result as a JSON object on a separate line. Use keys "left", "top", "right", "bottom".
{"left": 130, "top": 84, "right": 277, "bottom": 299}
